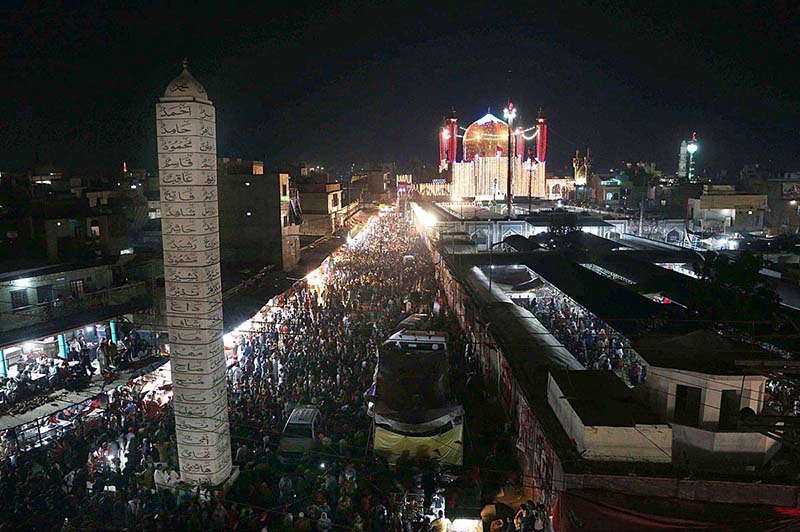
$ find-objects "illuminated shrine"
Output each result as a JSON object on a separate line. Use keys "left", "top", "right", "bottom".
{"left": 438, "top": 106, "right": 548, "bottom": 201}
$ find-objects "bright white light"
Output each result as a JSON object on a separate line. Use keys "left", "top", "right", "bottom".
{"left": 234, "top": 319, "right": 252, "bottom": 333}
{"left": 791, "top": 200, "right": 798, "bottom": 206}
{"left": 57, "top": 222, "right": 62, "bottom": 227}
{"left": 23, "top": 342, "right": 35, "bottom": 352}
{"left": 319, "top": 462, "right": 326, "bottom": 469}
{"left": 15, "top": 278, "right": 31, "bottom": 288}
{"left": 748, "top": 210, "right": 753, "bottom": 215}
{"left": 503, "top": 105, "right": 517, "bottom": 125}
{"left": 246, "top": 211, "right": 252, "bottom": 217}
{"left": 130, "top": 185, "right": 137, "bottom": 189}
{"left": 452, "top": 519, "right": 482, "bottom": 532}
{"left": 245, "top": 182, "right": 251, "bottom": 187}
{"left": 85, "top": 326, "right": 94, "bottom": 332}
{"left": 687, "top": 142, "right": 698, "bottom": 154}
{"left": 306, "top": 269, "right": 324, "bottom": 290}
{"left": 411, "top": 202, "right": 437, "bottom": 227}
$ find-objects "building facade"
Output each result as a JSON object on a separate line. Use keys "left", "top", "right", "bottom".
{"left": 687, "top": 185, "right": 768, "bottom": 233}
{"left": 218, "top": 159, "right": 300, "bottom": 271}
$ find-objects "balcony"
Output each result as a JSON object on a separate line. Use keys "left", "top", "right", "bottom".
{"left": 0, "top": 282, "right": 152, "bottom": 348}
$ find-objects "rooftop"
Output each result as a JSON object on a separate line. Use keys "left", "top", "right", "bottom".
{"left": 0, "top": 257, "right": 118, "bottom": 283}
{"left": 632, "top": 329, "right": 788, "bottom": 375}
{"left": 550, "top": 370, "right": 664, "bottom": 427}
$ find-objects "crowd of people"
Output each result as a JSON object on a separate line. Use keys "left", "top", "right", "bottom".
{"left": 0, "top": 330, "right": 156, "bottom": 415}
{"left": 525, "top": 287, "right": 646, "bottom": 386}
{"left": 765, "top": 378, "right": 800, "bottom": 416}
{"left": 0, "top": 210, "right": 462, "bottom": 531}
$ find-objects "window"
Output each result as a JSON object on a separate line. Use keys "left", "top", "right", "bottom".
{"left": 37, "top": 285, "right": 53, "bottom": 303}
{"left": 69, "top": 279, "right": 85, "bottom": 297}
{"left": 283, "top": 215, "right": 289, "bottom": 227}
{"left": 331, "top": 193, "right": 339, "bottom": 208}
{"left": 282, "top": 184, "right": 288, "bottom": 197}
{"left": 11, "top": 290, "right": 29, "bottom": 309}
{"left": 89, "top": 219, "right": 101, "bottom": 238}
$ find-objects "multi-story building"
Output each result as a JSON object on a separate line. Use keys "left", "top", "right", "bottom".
{"left": 687, "top": 185, "right": 768, "bottom": 233}
{"left": 217, "top": 158, "right": 300, "bottom": 271}
{"left": 751, "top": 174, "right": 800, "bottom": 235}
{"left": 296, "top": 181, "right": 358, "bottom": 236}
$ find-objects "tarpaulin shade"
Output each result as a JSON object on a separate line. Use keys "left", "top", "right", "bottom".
{"left": 373, "top": 422, "right": 464, "bottom": 465}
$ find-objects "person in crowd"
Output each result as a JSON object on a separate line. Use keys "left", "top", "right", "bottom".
{"left": 431, "top": 509, "right": 452, "bottom": 532}
{"left": 0, "top": 212, "right": 472, "bottom": 531}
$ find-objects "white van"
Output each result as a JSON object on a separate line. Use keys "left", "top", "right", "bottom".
{"left": 278, "top": 406, "right": 322, "bottom": 460}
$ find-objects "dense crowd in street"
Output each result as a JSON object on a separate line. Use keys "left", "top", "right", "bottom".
{"left": 0, "top": 330, "right": 156, "bottom": 415}
{"left": 525, "top": 287, "right": 646, "bottom": 386}
{"left": 0, "top": 210, "right": 454, "bottom": 531}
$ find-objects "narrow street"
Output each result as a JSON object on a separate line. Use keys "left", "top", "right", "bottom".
{"left": 1, "top": 205, "right": 520, "bottom": 531}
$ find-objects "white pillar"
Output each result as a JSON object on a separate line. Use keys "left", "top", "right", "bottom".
{"left": 156, "top": 61, "right": 232, "bottom": 485}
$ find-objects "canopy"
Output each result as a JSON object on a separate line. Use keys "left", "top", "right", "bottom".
{"left": 373, "top": 419, "right": 463, "bottom": 465}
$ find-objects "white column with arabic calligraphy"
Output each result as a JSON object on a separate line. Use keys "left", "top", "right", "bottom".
{"left": 156, "top": 60, "right": 232, "bottom": 485}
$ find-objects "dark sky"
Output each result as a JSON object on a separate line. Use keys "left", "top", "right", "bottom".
{"left": 1, "top": 1, "right": 799, "bottom": 177}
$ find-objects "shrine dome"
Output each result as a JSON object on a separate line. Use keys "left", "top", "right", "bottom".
{"left": 463, "top": 113, "right": 509, "bottom": 161}
{"left": 163, "top": 58, "right": 209, "bottom": 100}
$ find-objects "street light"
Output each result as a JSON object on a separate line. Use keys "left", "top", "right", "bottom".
{"left": 503, "top": 103, "right": 517, "bottom": 218}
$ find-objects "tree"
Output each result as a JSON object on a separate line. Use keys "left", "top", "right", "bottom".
{"left": 691, "top": 251, "right": 782, "bottom": 335}
{"left": 624, "top": 163, "right": 658, "bottom": 236}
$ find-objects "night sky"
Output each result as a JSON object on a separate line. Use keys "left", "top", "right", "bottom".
{"left": 1, "top": 1, "right": 798, "bottom": 177}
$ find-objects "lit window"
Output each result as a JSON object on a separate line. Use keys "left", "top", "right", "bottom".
{"left": 90, "top": 220, "right": 101, "bottom": 238}
{"left": 69, "top": 280, "right": 84, "bottom": 297}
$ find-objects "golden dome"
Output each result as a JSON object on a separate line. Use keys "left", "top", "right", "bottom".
{"left": 463, "top": 113, "right": 509, "bottom": 161}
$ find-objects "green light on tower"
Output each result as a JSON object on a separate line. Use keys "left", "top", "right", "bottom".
{"left": 686, "top": 132, "right": 698, "bottom": 181}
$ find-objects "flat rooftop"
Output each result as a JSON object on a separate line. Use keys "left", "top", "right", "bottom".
{"left": 0, "top": 257, "right": 118, "bottom": 282}
{"left": 632, "top": 329, "right": 791, "bottom": 375}
{"left": 551, "top": 370, "right": 664, "bottom": 427}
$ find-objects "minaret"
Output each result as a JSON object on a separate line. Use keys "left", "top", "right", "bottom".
{"left": 678, "top": 140, "right": 688, "bottom": 178}
{"left": 156, "top": 59, "right": 232, "bottom": 485}
{"left": 439, "top": 109, "right": 458, "bottom": 166}
{"left": 535, "top": 108, "right": 548, "bottom": 197}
